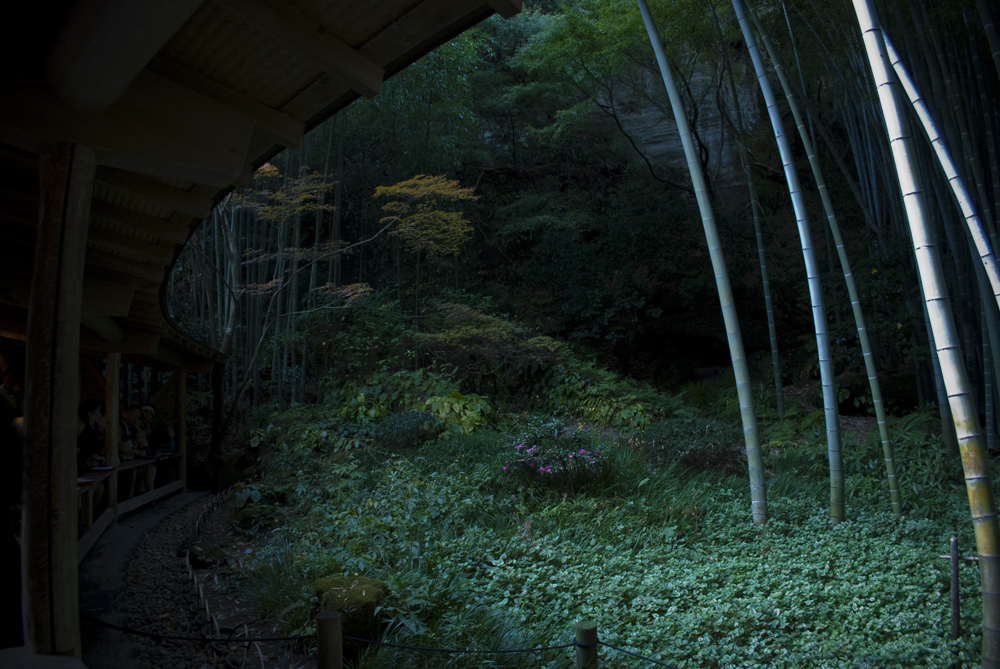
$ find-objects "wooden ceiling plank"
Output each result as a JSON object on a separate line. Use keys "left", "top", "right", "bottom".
{"left": 81, "top": 313, "right": 123, "bottom": 342}
{"left": 81, "top": 277, "right": 134, "bottom": 317}
{"left": 214, "top": 0, "right": 384, "bottom": 99}
{"left": 150, "top": 59, "right": 305, "bottom": 150}
{"left": 358, "top": 0, "right": 491, "bottom": 63}
{"left": 45, "top": 0, "right": 206, "bottom": 110}
{"left": 85, "top": 252, "right": 163, "bottom": 285}
{"left": 96, "top": 167, "right": 213, "bottom": 220}
{"left": 151, "top": 345, "right": 213, "bottom": 373}
{"left": 90, "top": 199, "right": 190, "bottom": 245}
{"left": 484, "top": 0, "right": 522, "bottom": 19}
{"left": 0, "top": 274, "right": 134, "bottom": 317}
{"left": 87, "top": 229, "right": 175, "bottom": 266}
{"left": 80, "top": 330, "right": 160, "bottom": 355}
{"left": 1, "top": 74, "right": 254, "bottom": 188}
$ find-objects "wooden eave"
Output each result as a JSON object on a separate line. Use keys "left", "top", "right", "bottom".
{"left": 0, "top": 0, "right": 521, "bottom": 370}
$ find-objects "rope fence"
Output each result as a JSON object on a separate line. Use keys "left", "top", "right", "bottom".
{"left": 87, "top": 489, "right": 681, "bottom": 668}
{"left": 82, "top": 612, "right": 681, "bottom": 668}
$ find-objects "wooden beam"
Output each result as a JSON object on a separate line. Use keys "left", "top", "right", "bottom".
{"left": 358, "top": 0, "right": 491, "bottom": 66}
{"left": 1, "top": 273, "right": 134, "bottom": 316}
{"left": 485, "top": 0, "right": 523, "bottom": 19}
{"left": 149, "top": 59, "right": 305, "bottom": 149}
{"left": 231, "top": 164, "right": 253, "bottom": 188}
{"left": 45, "top": 0, "right": 205, "bottom": 109}
{"left": 152, "top": 346, "right": 214, "bottom": 373}
{"left": 214, "top": 0, "right": 384, "bottom": 98}
{"left": 81, "top": 313, "right": 123, "bottom": 342}
{"left": 1, "top": 72, "right": 254, "bottom": 187}
{"left": 85, "top": 251, "right": 164, "bottom": 285}
{"left": 80, "top": 330, "right": 160, "bottom": 355}
{"left": 87, "top": 229, "right": 175, "bottom": 266}
{"left": 90, "top": 199, "right": 190, "bottom": 245}
{"left": 96, "top": 167, "right": 213, "bottom": 220}
{"left": 81, "top": 277, "right": 134, "bottom": 317}
{"left": 23, "top": 142, "right": 94, "bottom": 658}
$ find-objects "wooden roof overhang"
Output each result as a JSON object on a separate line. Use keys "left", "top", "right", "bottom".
{"left": 0, "top": 0, "right": 521, "bottom": 371}
{"left": 0, "top": 1, "right": 522, "bottom": 662}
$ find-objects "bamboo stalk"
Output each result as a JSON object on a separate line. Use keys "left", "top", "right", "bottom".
{"left": 751, "top": 3, "right": 900, "bottom": 516}
{"left": 852, "top": 3, "right": 1000, "bottom": 665}
{"left": 638, "top": 0, "right": 767, "bottom": 524}
{"left": 732, "top": 0, "right": 843, "bottom": 523}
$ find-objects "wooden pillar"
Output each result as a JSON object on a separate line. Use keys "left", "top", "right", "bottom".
{"left": 104, "top": 352, "right": 120, "bottom": 520}
{"left": 22, "top": 143, "right": 95, "bottom": 658}
{"left": 177, "top": 372, "right": 187, "bottom": 489}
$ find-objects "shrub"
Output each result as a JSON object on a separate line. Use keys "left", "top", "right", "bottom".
{"left": 502, "top": 418, "right": 608, "bottom": 491}
{"left": 373, "top": 411, "right": 442, "bottom": 450}
{"left": 642, "top": 415, "right": 745, "bottom": 474}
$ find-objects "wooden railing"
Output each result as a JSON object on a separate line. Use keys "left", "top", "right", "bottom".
{"left": 77, "top": 453, "right": 185, "bottom": 562}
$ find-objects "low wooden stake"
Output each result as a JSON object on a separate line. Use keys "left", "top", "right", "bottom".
{"left": 951, "top": 536, "right": 961, "bottom": 640}
{"left": 317, "top": 611, "right": 343, "bottom": 669}
{"left": 575, "top": 621, "right": 598, "bottom": 668}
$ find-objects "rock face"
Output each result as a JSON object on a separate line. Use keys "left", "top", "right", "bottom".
{"left": 313, "top": 575, "right": 389, "bottom": 639}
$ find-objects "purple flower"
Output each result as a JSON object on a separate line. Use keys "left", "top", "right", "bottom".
{"left": 503, "top": 465, "right": 508, "bottom": 470}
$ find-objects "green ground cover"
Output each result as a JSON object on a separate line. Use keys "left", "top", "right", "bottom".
{"left": 230, "top": 301, "right": 990, "bottom": 667}
{"left": 234, "top": 408, "right": 985, "bottom": 668}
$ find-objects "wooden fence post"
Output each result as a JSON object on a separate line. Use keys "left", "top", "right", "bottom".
{"left": 23, "top": 142, "right": 95, "bottom": 658}
{"left": 575, "top": 620, "right": 598, "bottom": 669}
{"left": 952, "top": 535, "right": 961, "bottom": 640}
{"left": 317, "top": 611, "right": 343, "bottom": 669}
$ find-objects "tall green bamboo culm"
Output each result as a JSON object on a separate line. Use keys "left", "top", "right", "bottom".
{"left": 636, "top": 0, "right": 767, "bottom": 525}
{"left": 731, "top": 0, "right": 843, "bottom": 524}
{"left": 710, "top": 1, "right": 784, "bottom": 420}
{"left": 853, "top": 1, "right": 1000, "bottom": 665}
{"left": 748, "top": 5, "right": 900, "bottom": 517}
{"left": 881, "top": 32, "right": 1000, "bottom": 313}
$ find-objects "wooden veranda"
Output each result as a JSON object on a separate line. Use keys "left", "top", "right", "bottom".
{"left": 0, "top": 0, "right": 520, "bottom": 664}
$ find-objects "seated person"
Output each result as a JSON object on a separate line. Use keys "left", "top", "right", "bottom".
{"left": 141, "top": 404, "right": 176, "bottom": 453}
{"left": 77, "top": 398, "right": 106, "bottom": 472}
{"left": 76, "top": 399, "right": 106, "bottom": 510}
{"left": 121, "top": 403, "right": 155, "bottom": 494}
{"left": 119, "top": 403, "right": 146, "bottom": 460}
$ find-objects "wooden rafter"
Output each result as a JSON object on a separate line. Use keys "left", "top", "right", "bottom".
{"left": 46, "top": 0, "right": 206, "bottom": 110}
{"left": 214, "top": 0, "right": 385, "bottom": 99}
{"left": 96, "top": 167, "right": 213, "bottom": 220}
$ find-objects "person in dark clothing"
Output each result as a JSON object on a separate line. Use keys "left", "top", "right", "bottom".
{"left": 77, "top": 398, "right": 106, "bottom": 472}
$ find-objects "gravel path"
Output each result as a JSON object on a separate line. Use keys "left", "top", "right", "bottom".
{"left": 80, "top": 492, "right": 208, "bottom": 669}
{"left": 80, "top": 490, "right": 315, "bottom": 669}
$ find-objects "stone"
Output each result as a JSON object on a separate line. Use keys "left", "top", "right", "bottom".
{"left": 313, "top": 575, "right": 389, "bottom": 639}
{"left": 187, "top": 541, "right": 227, "bottom": 568}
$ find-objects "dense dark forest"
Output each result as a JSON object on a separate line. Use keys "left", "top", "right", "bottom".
{"left": 162, "top": 0, "right": 1000, "bottom": 666}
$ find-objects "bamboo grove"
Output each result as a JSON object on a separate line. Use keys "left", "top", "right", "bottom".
{"left": 168, "top": 0, "right": 1000, "bottom": 663}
